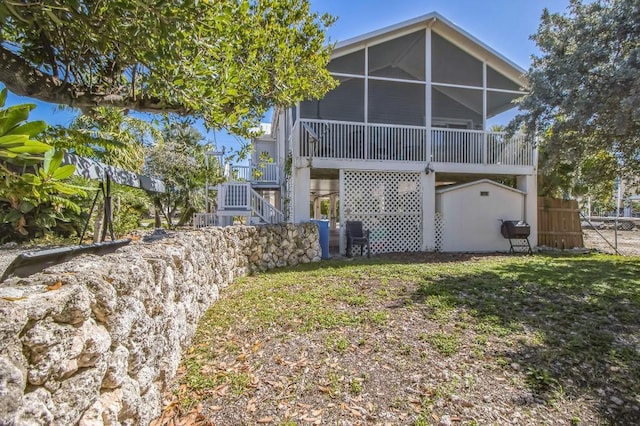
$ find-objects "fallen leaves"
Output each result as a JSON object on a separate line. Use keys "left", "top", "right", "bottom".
{"left": 1, "top": 296, "right": 27, "bottom": 302}
{"left": 150, "top": 402, "right": 213, "bottom": 426}
{"left": 46, "top": 280, "right": 62, "bottom": 291}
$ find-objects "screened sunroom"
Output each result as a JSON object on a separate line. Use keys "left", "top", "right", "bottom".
{"left": 294, "top": 17, "right": 533, "bottom": 168}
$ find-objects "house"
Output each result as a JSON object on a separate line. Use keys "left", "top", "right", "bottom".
{"left": 213, "top": 12, "right": 537, "bottom": 253}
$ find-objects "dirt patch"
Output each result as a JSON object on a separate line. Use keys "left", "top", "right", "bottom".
{"left": 583, "top": 229, "right": 640, "bottom": 256}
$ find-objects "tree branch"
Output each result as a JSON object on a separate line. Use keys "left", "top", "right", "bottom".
{"left": 0, "top": 46, "right": 188, "bottom": 115}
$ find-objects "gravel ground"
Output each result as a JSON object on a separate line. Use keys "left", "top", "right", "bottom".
{"left": 583, "top": 228, "right": 640, "bottom": 256}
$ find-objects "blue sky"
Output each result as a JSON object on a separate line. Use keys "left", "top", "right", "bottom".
{"left": 5, "top": 0, "right": 571, "bottom": 154}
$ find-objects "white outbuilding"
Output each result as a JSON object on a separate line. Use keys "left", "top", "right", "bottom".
{"left": 436, "top": 179, "right": 526, "bottom": 252}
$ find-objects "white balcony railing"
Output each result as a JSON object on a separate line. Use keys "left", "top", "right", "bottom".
{"left": 193, "top": 213, "right": 218, "bottom": 228}
{"left": 298, "top": 119, "right": 533, "bottom": 166}
{"left": 216, "top": 182, "right": 284, "bottom": 224}
{"left": 228, "top": 163, "right": 279, "bottom": 183}
{"left": 218, "top": 183, "right": 250, "bottom": 210}
{"left": 251, "top": 190, "right": 285, "bottom": 224}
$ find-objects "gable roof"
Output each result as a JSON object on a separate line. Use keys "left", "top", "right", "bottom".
{"left": 332, "top": 12, "right": 527, "bottom": 88}
{"left": 436, "top": 179, "right": 525, "bottom": 195}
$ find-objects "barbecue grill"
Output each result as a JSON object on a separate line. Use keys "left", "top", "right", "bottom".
{"left": 499, "top": 220, "right": 532, "bottom": 254}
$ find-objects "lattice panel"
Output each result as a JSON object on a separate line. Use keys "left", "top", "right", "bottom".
{"left": 343, "top": 171, "right": 422, "bottom": 254}
{"left": 434, "top": 212, "right": 444, "bottom": 252}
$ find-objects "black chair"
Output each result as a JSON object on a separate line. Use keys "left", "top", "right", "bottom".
{"left": 345, "top": 221, "right": 371, "bottom": 258}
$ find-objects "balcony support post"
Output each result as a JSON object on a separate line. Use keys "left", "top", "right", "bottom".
{"left": 482, "top": 62, "right": 488, "bottom": 165}
{"left": 425, "top": 27, "right": 432, "bottom": 162}
{"left": 517, "top": 175, "right": 538, "bottom": 247}
{"left": 421, "top": 171, "right": 436, "bottom": 251}
{"left": 293, "top": 166, "right": 311, "bottom": 223}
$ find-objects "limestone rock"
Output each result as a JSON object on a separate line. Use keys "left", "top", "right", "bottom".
{"left": 51, "top": 359, "right": 107, "bottom": 425}
{"left": 102, "top": 345, "right": 129, "bottom": 389}
{"left": 0, "top": 224, "right": 320, "bottom": 424}
{"left": 12, "top": 388, "right": 54, "bottom": 426}
{"left": 0, "top": 355, "right": 27, "bottom": 423}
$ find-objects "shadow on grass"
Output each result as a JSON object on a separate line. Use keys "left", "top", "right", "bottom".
{"left": 256, "top": 251, "right": 498, "bottom": 275}
{"left": 411, "top": 255, "right": 640, "bottom": 424}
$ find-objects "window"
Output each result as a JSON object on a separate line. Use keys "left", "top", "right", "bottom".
{"left": 368, "top": 31, "right": 425, "bottom": 81}
{"left": 369, "top": 80, "right": 425, "bottom": 126}
{"left": 327, "top": 50, "right": 365, "bottom": 75}
{"left": 487, "top": 66, "right": 521, "bottom": 91}
{"left": 432, "top": 32, "right": 482, "bottom": 86}
{"left": 300, "top": 76, "right": 365, "bottom": 122}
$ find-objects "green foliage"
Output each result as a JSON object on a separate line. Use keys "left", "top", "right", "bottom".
{"left": 45, "top": 106, "right": 162, "bottom": 172}
{"left": 538, "top": 148, "right": 618, "bottom": 203}
{"left": 0, "top": 149, "right": 90, "bottom": 241}
{"left": 112, "top": 186, "right": 151, "bottom": 237}
{"left": 49, "top": 107, "right": 162, "bottom": 238}
{"left": 513, "top": 0, "right": 640, "bottom": 181}
{"left": 0, "top": 88, "right": 49, "bottom": 163}
{"left": 146, "top": 119, "right": 222, "bottom": 227}
{"left": 0, "top": 90, "right": 88, "bottom": 242}
{"left": 1, "top": 0, "right": 337, "bottom": 135}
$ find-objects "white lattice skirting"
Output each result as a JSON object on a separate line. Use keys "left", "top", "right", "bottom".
{"left": 343, "top": 171, "right": 422, "bottom": 254}
{"left": 434, "top": 212, "right": 444, "bottom": 252}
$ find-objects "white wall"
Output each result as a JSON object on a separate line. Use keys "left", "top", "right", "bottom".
{"left": 437, "top": 181, "right": 525, "bottom": 252}
{"left": 252, "top": 139, "right": 277, "bottom": 164}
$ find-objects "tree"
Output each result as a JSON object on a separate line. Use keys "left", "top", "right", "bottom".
{"left": 0, "top": 87, "right": 88, "bottom": 241}
{"left": 145, "top": 119, "right": 221, "bottom": 228}
{"left": 47, "top": 106, "right": 160, "bottom": 172}
{"left": 512, "top": 0, "right": 640, "bottom": 182}
{"left": 0, "top": 0, "right": 337, "bottom": 135}
{"left": 45, "top": 107, "right": 162, "bottom": 240}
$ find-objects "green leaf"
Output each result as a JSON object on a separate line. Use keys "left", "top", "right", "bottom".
{"left": 18, "top": 201, "right": 35, "bottom": 214}
{"left": 0, "top": 134, "right": 29, "bottom": 146}
{"left": 43, "top": 149, "right": 64, "bottom": 173}
{"left": 2, "top": 209, "right": 23, "bottom": 224}
{"left": 0, "top": 104, "right": 34, "bottom": 135}
{"left": 51, "top": 164, "right": 75, "bottom": 180}
{"left": 6, "top": 120, "right": 47, "bottom": 137}
{"left": 5, "top": 140, "right": 51, "bottom": 154}
{"left": 21, "top": 173, "right": 42, "bottom": 185}
{"left": 0, "top": 88, "right": 6, "bottom": 108}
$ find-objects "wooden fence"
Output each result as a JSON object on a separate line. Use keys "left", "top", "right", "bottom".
{"left": 538, "top": 197, "right": 584, "bottom": 249}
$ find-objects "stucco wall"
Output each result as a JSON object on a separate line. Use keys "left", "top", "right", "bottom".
{"left": 437, "top": 181, "right": 525, "bottom": 252}
{"left": 0, "top": 224, "right": 320, "bottom": 425}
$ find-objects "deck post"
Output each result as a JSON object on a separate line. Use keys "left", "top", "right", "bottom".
{"left": 517, "top": 174, "right": 538, "bottom": 247}
{"left": 425, "top": 27, "right": 432, "bottom": 162}
{"left": 313, "top": 197, "right": 321, "bottom": 219}
{"left": 339, "top": 169, "right": 345, "bottom": 255}
{"left": 329, "top": 194, "right": 338, "bottom": 230}
{"left": 293, "top": 166, "right": 311, "bottom": 223}
{"left": 421, "top": 171, "right": 436, "bottom": 251}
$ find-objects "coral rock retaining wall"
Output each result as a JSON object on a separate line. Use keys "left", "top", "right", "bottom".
{"left": 0, "top": 224, "right": 320, "bottom": 425}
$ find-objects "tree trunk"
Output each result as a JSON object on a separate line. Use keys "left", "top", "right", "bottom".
{"left": 0, "top": 47, "right": 185, "bottom": 114}
{"left": 93, "top": 201, "right": 104, "bottom": 242}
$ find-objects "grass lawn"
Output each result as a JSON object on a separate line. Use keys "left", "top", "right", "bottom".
{"left": 159, "top": 253, "right": 640, "bottom": 425}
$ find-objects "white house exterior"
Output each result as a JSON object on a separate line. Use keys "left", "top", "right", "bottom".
{"left": 214, "top": 12, "right": 538, "bottom": 253}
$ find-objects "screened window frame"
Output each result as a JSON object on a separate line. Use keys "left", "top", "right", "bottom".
{"left": 304, "top": 26, "right": 528, "bottom": 129}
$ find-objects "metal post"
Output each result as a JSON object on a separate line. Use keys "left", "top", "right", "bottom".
{"left": 615, "top": 178, "right": 621, "bottom": 252}
{"left": 101, "top": 175, "right": 115, "bottom": 242}
{"left": 205, "top": 153, "right": 209, "bottom": 213}
{"left": 79, "top": 185, "right": 102, "bottom": 244}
